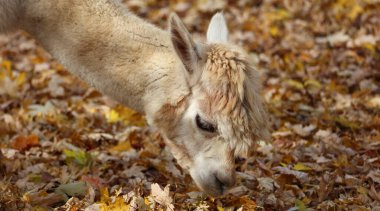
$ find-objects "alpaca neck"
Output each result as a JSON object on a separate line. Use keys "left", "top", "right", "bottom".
{"left": 19, "top": 0, "right": 189, "bottom": 116}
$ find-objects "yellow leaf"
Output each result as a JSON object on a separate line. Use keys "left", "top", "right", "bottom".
{"left": 99, "top": 197, "right": 130, "bottom": 211}
{"left": 109, "top": 141, "right": 131, "bottom": 153}
{"left": 295, "top": 60, "right": 304, "bottom": 72}
{"left": 348, "top": 4, "right": 362, "bottom": 20}
{"left": 116, "top": 106, "right": 146, "bottom": 126}
{"left": 266, "top": 9, "right": 291, "bottom": 21}
{"left": 269, "top": 26, "right": 280, "bottom": 36}
{"left": 217, "top": 206, "right": 224, "bottom": 211}
{"left": 293, "top": 163, "right": 312, "bottom": 171}
{"left": 106, "top": 109, "right": 121, "bottom": 123}
{"left": 362, "top": 43, "right": 375, "bottom": 53}
{"left": 333, "top": 0, "right": 363, "bottom": 20}
{"left": 144, "top": 197, "right": 150, "bottom": 206}
{"left": 276, "top": 9, "right": 291, "bottom": 20}
{"left": 286, "top": 79, "right": 304, "bottom": 90}
{"left": 106, "top": 106, "right": 146, "bottom": 126}
{"left": 304, "top": 79, "right": 322, "bottom": 89}
{"left": 100, "top": 187, "right": 110, "bottom": 203}
{"left": 2, "top": 60, "right": 12, "bottom": 78}
{"left": 17, "top": 72, "right": 26, "bottom": 86}
{"left": 0, "top": 61, "right": 6, "bottom": 81}
{"left": 113, "top": 197, "right": 130, "bottom": 211}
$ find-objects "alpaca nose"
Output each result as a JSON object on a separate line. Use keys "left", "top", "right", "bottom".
{"left": 215, "top": 172, "right": 236, "bottom": 194}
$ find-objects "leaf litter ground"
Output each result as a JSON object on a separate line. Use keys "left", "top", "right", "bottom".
{"left": 0, "top": 0, "right": 380, "bottom": 210}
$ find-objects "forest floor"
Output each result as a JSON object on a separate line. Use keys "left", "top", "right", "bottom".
{"left": 1, "top": 0, "right": 380, "bottom": 210}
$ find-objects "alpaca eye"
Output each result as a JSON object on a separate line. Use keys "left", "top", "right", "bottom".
{"left": 195, "top": 114, "right": 216, "bottom": 133}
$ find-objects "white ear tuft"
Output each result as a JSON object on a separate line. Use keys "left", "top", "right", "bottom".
{"left": 207, "top": 12, "right": 229, "bottom": 43}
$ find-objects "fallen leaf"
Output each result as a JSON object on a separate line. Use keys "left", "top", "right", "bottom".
{"left": 106, "top": 109, "right": 121, "bottom": 123}
{"left": 257, "top": 177, "right": 278, "bottom": 192}
{"left": 150, "top": 183, "right": 174, "bottom": 211}
{"left": 293, "top": 163, "right": 312, "bottom": 171}
{"left": 63, "top": 149, "right": 92, "bottom": 167}
{"left": 291, "top": 124, "right": 316, "bottom": 137}
{"left": 28, "top": 101, "right": 57, "bottom": 117}
{"left": 367, "top": 170, "right": 380, "bottom": 184}
{"left": 272, "top": 166, "right": 308, "bottom": 183}
{"left": 11, "top": 134, "right": 40, "bottom": 151}
{"left": 55, "top": 181, "right": 87, "bottom": 199}
{"left": 108, "top": 141, "right": 132, "bottom": 153}
{"left": 335, "top": 116, "right": 360, "bottom": 129}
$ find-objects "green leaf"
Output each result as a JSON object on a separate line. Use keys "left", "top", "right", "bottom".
{"left": 28, "top": 174, "right": 42, "bottom": 183}
{"left": 335, "top": 116, "right": 360, "bottom": 129}
{"left": 55, "top": 181, "right": 87, "bottom": 198}
{"left": 63, "top": 149, "right": 92, "bottom": 167}
{"left": 295, "top": 199, "right": 308, "bottom": 211}
{"left": 293, "top": 163, "right": 312, "bottom": 171}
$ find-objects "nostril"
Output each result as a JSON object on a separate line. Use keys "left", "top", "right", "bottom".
{"left": 214, "top": 175, "right": 230, "bottom": 195}
{"left": 214, "top": 173, "right": 235, "bottom": 193}
{"left": 214, "top": 175, "right": 224, "bottom": 193}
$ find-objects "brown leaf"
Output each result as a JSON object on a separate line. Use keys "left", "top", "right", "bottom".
{"left": 367, "top": 170, "right": 380, "bottom": 184}
{"left": 369, "top": 185, "right": 380, "bottom": 202}
{"left": 272, "top": 166, "right": 309, "bottom": 183}
{"left": 318, "top": 172, "right": 337, "bottom": 202}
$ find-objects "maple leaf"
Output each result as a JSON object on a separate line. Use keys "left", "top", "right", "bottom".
{"left": 150, "top": 183, "right": 174, "bottom": 211}
{"left": 94, "top": 187, "right": 131, "bottom": 211}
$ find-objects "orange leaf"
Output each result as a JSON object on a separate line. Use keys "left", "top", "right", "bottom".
{"left": 11, "top": 134, "right": 40, "bottom": 151}
{"left": 108, "top": 141, "right": 132, "bottom": 153}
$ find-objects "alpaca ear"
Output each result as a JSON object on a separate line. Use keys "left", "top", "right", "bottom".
{"left": 169, "top": 13, "right": 200, "bottom": 74}
{"left": 207, "top": 12, "right": 229, "bottom": 43}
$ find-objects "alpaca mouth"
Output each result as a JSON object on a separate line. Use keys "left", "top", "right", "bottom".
{"left": 190, "top": 167, "right": 235, "bottom": 196}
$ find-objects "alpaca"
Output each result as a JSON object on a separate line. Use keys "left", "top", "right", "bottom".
{"left": 0, "top": 0, "right": 270, "bottom": 196}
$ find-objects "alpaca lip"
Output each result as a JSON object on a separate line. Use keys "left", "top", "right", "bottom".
{"left": 189, "top": 163, "right": 236, "bottom": 196}
{"left": 201, "top": 173, "right": 234, "bottom": 196}
{"left": 214, "top": 175, "right": 227, "bottom": 196}
{"left": 214, "top": 171, "right": 235, "bottom": 195}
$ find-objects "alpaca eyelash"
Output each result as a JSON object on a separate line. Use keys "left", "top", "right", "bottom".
{"left": 195, "top": 114, "right": 216, "bottom": 133}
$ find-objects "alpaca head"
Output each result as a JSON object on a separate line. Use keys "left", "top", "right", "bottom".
{"left": 154, "top": 13, "right": 270, "bottom": 196}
